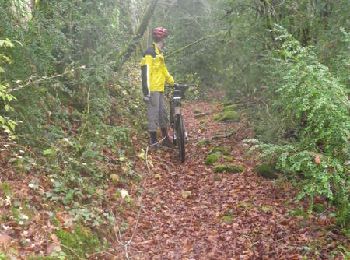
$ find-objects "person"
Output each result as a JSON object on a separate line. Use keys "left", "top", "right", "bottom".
{"left": 140, "top": 27, "right": 175, "bottom": 147}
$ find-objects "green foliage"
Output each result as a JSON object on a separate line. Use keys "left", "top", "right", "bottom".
{"left": 221, "top": 213, "right": 234, "bottom": 224}
{"left": 331, "top": 27, "right": 350, "bottom": 90}
{"left": 0, "top": 38, "right": 16, "bottom": 136}
{"left": 255, "top": 163, "right": 278, "bottom": 180}
{"left": 56, "top": 225, "right": 102, "bottom": 259}
{"left": 152, "top": 0, "right": 224, "bottom": 89}
{"left": 211, "top": 146, "right": 231, "bottom": 156}
{"left": 214, "top": 164, "right": 244, "bottom": 174}
{"left": 205, "top": 152, "right": 221, "bottom": 165}
{"left": 245, "top": 26, "right": 350, "bottom": 226}
{"left": 214, "top": 110, "right": 240, "bottom": 122}
{"left": 273, "top": 26, "right": 350, "bottom": 157}
{"left": 197, "top": 139, "right": 211, "bottom": 146}
{"left": 0, "top": 0, "right": 145, "bottom": 231}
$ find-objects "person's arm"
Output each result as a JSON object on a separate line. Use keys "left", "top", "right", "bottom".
{"left": 163, "top": 64, "right": 174, "bottom": 86}
{"left": 140, "top": 54, "right": 153, "bottom": 97}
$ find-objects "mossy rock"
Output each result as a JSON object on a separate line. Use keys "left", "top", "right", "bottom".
{"left": 205, "top": 152, "right": 221, "bottom": 165}
{"left": 214, "top": 110, "right": 240, "bottom": 122}
{"left": 211, "top": 146, "right": 231, "bottom": 156}
{"left": 214, "top": 164, "right": 244, "bottom": 174}
{"left": 255, "top": 163, "right": 279, "bottom": 179}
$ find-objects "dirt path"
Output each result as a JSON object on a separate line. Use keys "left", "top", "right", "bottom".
{"left": 112, "top": 101, "right": 349, "bottom": 259}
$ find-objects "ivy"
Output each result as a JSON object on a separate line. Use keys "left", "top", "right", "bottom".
{"left": 0, "top": 38, "right": 16, "bottom": 136}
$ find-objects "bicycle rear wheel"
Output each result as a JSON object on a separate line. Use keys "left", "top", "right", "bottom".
{"left": 176, "top": 114, "right": 185, "bottom": 163}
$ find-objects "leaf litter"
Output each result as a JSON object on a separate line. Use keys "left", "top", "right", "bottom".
{"left": 112, "top": 101, "right": 350, "bottom": 259}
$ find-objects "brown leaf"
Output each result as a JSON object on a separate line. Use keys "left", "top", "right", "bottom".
{"left": 314, "top": 154, "right": 321, "bottom": 164}
{"left": 181, "top": 190, "right": 192, "bottom": 199}
{"left": 0, "top": 234, "right": 11, "bottom": 248}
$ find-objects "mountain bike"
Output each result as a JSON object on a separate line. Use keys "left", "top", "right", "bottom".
{"left": 169, "top": 84, "right": 188, "bottom": 163}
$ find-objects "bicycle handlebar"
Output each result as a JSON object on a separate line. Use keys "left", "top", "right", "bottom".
{"left": 174, "top": 83, "right": 189, "bottom": 88}
{"left": 173, "top": 84, "right": 189, "bottom": 99}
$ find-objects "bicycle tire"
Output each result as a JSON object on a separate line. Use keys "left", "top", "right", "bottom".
{"left": 176, "top": 114, "right": 185, "bottom": 163}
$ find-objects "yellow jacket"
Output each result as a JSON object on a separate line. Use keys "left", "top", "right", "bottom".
{"left": 140, "top": 43, "right": 174, "bottom": 96}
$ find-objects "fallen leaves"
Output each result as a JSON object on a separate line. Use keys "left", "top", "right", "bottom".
{"left": 46, "top": 234, "right": 61, "bottom": 255}
{"left": 1, "top": 102, "right": 349, "bottom": 259}
{"left": 56, "top": 212, "right": 74, "bottom": 231}
{"left": 0, "top": 233, "right": 12, "bottom": 249}
{"left": 112, "top": 101, "right": 350, "bottom": 259}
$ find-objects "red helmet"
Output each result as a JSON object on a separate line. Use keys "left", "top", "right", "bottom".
{"left": 152, "top": 27, "right": 168, "bottom": 41}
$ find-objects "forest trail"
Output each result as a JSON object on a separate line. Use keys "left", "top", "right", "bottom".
{"left": 112, "top": 101, "right": 348, "bottom": 259}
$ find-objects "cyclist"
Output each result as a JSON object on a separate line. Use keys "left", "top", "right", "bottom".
{"left": 140, "top": 27, "right": 175, "bottom": 147}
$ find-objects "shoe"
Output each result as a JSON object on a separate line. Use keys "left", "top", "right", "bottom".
{"left": 160, "top": 128, "right": 173, "bottom": 148}
{"left": 161, "top": 137, "right": 174, "bottom": 148}
{"left": 149, "top": 131, "right": 159, "bottom": 150}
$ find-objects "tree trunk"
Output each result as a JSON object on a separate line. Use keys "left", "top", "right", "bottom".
{"left": 115, "top": 0, "right": 159, "bottom": 70}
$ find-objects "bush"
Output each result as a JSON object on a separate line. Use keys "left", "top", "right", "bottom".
{"left": 253, "top": 26, "right": 350, "bottom": 226}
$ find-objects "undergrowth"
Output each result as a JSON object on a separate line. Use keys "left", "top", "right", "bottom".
{"left": 251, "top": 25, "right": 350, "bottom": 229}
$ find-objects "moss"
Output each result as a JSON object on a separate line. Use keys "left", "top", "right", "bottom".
{"left": 260, "top": 205, "right": 273, "bottom": 214}
{"left": 223, "top": 155, "right": 235, "bottom": 162}
{"left": 56, "top": 225, "right": 101, "bottom": 259}
{"left": 289, "top": 207, "right": 308, "bottom": 218}
{"left": 214, "top": 110, "right": 240, "bottom": 122}
{"left": 211, "top": 146, "right": 231, "bottom": 156}
{"left": 0, "top": 182, "right": 12, "bottom": 196}
{"left": 223, "top": 104, "right": 237, "bottom": 112}
{"left": 220, "top": 209, "right": 234, "bottom": 224}
{"left": 255, "top": 163, "right": 279, "bottom": 179}
{"left": 221, "top": 214, "right": 234, "bottom": 224}
{"left": 222, "top": 101, "right": 236, "bottom": 107}
{"left": 197, "top": 139, "right": 210, "bottom": 146}
{"left": 205, "top": 152, "right": 221, "bottom": 165}
{"left": 214, "top": 164, "right": 244, "bottom": 173}
{"left": 313, "top": 203, "right": 326, "bottom": 213}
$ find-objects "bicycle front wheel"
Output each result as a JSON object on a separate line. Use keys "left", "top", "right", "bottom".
{"left": 176, "top": 114, "right": 185, "bottom": 163}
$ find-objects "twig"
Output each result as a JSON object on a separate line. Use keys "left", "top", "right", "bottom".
{"left": 115, "top": 137, "right": 166, "bottom": 259}
{"left": 167, "top": 31, "right": 224, "bottom": 58}
{"left": 88, "top": 250, "right": 118, "bottom": 259}
{"left": 9, "top": 65, "right": 90, "bottom": 92}
{"left": 46, "top": 237, "right": 85, "bottom": 260}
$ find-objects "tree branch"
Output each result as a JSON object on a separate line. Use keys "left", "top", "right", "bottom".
{"left": 115, "top": 0, "right": 159, "bottom": 70}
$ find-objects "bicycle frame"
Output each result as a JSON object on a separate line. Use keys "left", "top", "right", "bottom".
{"left": 169, "top": 84, "right": 187, "bottom": 128}
{"left": 169, "top": 84, "right": 188, "bottom": 162}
